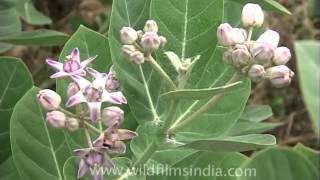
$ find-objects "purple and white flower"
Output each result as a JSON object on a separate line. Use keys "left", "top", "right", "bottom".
{"left": 65, "top": 74, "right": 127, "bottom": 123}
{"left": 46, "top": 48, "right": 97, "bottom": 78}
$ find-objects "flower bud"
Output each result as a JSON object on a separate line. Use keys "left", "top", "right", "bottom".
{"left": 248, "top": 64, "right": 266, "bottom": 82}
{"left": 129, "top": 51, "right": 145, "bottom": 64}
{"left": 102, "top": 106, "right": 124, "bottom": 127}
{"left": 257, "top": 30, "right": 280, "bottom": 48}
{"left": 120, "top": 27, "right": 138, "bottom": 45}
{"left": 66, "top": 118, "right": 79, "bottom": 132}
{"left": 140, "top": 32, "right": 161, "bottom": 52}
{"left": 217, "top": 23, "right": 246, "bottom": 46}
{"left": 122, "top": 45, "right": 136, "bottom": 56}
{"left": 46, "top": 111, "right": 66, "bottom": 128}
{"left": 37, "top": 89, "right": 61, "bottom": 111}
{"left": 272, "top": 47, "right": 291, "bottom": 65}
{"left": 223, "top": 49, "right": 233, "bottom": 64}
{"left": 241, "top": 3, "right": 264, "bottom": 27}
{"left": 67, "top": 82, "right": 80, "bottom": 97}
{"left": 159, "top": 36, "right": 167, "bottom": 48}
{"left": 144, "top": 20, "right": 158, "bottom": 32}
{"left": 266, "top": 65, "right": 294, "bottom": 88}
{"left": 232, "top": 44, "right": 251, "bottom": 68}
{"left": 250, "top": 42, "right": 275, "bottom": 65}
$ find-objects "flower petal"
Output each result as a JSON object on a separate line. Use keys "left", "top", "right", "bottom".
{"left": 50, "top": 71, "right": 70, "bottom": 78}
{"left": 93, "top": 172, "right": 103, "bottom": 180}
{"left": 114, "top": 129, "right": 138, "bottom": 141}
{"left": 80, "top": 55, "right": 97, "bottom": 68}
{"left": 74, "top": 148, "right": 91, "bottom": 157}
{"left": 107, "top": 141, "right": 126, "bottom": 154}
{"left": 102, "top": 91, "right": 127, "bottom": 104}
{"left": 73, "top": 69, "right": 86, "bottom": 77}
{"left": 65, "top": 91, "right": 86, "bottom": 107}
{"left": 86, "top": 67, "right": 100, "bottom": 78}
{"left": 88, "top": 102, "right": 102, "bottom": 123}
{"left": 77, "top": 159, "right": 89, "bottom": 178}
{"left": 46, "top": 59, "right": 63, "bottom": 71}
{"left": 70, "top": 48, "right": 80, "bottom": 62}
{"left": 92, "top": 73, "right": 108, "bottom": 89}
{"left": 71, "top": 75, "right": 91, "bottom": 89}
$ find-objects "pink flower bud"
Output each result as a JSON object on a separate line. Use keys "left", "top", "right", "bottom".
{"left": 257, "top": 30, "right": 280, "bottom": 48}
{"left": 266, "top": 65, "right": 294, "bottom": 88}
{"left": 66, "top": 118, "right": 79, "bottom": 131}
{"left": 272, "top": 47, "right": 291, "bottom": 65}
{"left": 46, "top": 111, "right": 66, "bottom": 128}
{"left": 250, "top": 42, "right": 275, "bottom": 65}
{"left": 223, "top": 49, "right": 233, "bottom": 64}
{"left": 122, "top": 45, "right": 136, "bottom": 56}
{"left": 231, "top": 44, "right": 251, "bottom": 68}
{"left": 67, "top": 82, "right": 80, "bottom": 97}
{"left": 140, "top": 32, "right": 161, "bottom": 52}
{"left": 248, "top": 64, "right": 266, "bottom": 82}
{"left": 120, "top": 27, "right": 138, "bottom": 45}
{"left": 102, "top": 106, "right": 124, "bottom": 127}
{"left": 217, "top": 23, "right": 246, "bottom": 46}
{"left": 144, "top": 20, "right": 158, "bottom": 32}
{"left": 129, "top": 51, "right": 145, "bottom": 64}
{"left": 241, "top": 3, "right": 264, "bottom": 27}
{"left": 37, "top": 89, "right": 61, "bottom": 111}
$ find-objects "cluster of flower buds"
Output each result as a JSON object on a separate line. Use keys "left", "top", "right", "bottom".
{"left": 217, "top": 3, "right": 294, "bottom": 88}
{"left": 120, "top": 20, "right": 167, "bottom": 64}
{"left": 38, "top": 48, "right": 136, "bottom": 180}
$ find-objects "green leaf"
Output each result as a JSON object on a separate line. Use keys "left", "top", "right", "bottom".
{"left": 56, "top": 25, "right": 111, "bottom": 101}
{"left": 237, "top": 147, "right": 318, "bottom": 180}
{"left": 0, "top": 57, "right": 33, "bottom": 164}
{"left": 226, "top": 120, "right": 282, "bottom": 136}
{"left": 294, "top": 143, "right": 319, "bottom": 169}
{"left": 152, "top": 152, "right": 248, "bottom": 180}
{"left": 16, "top": 0, "right": 52, "bottom": 25}
{"left": 160, "top": 82, "right": 243, "bottom": 100}
{"left": 0, "top": 7, "right": 21, "bottom": 53}
{"left": 108, "top": 157, "right": 146, "bottom": 180}
{"left": 10, "top": 87, "right": 71, "bottom": 180}
{"left": 0, "top": 157, "right": 21, "bottom": 180}
{"left": 175, "top": 133, "right": 276, "bottom": 152}
{"left": 240, "top": 105, "right": 273, "bottom": 122}
{"left": 164, "top": 51, "right": 182, "bottom": 73}
{"left": 227, "top": 0, "right": 291, "bottom": 15}
{"left": 294, "top": 40, "right": 320, "bottom": 132}
{"left": 0, "top": 30, "right": 69, "bottom": 46}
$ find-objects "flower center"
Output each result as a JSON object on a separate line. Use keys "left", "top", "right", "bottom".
{"left": 82, "top": 86, "right": 103, "bottom": 102}
{"left": 63, "top": 60, "right": 81, "bottom": 72}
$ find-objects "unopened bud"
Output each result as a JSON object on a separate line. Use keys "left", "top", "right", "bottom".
{"left": 272, "top": 47, "right": 291, "bottom": 65}
{"left": 140, "top": 32, "right": 161, "bottom": 52}
{"left": 37, "top": 89, "right": 61, "bottom": 111}
{"left": 46, "top": 111, "right": 66, "bottom": 128}
{"left": 144, "top": 20, "right": 158, "bottom": 32}
{"left": 159, "top": 36, "right": 167, "bottom": 48}
{"left": 250, "top": 42, "right": 275, "bottom": 65}
{"left": 232, "top": 44, "right": 251, "bottom": 68}
{"left": 266, "top": 65, "right": 294, "bottom": 88}
{"left": 122, "top": 45, "right": 136, "bottom": 56}
{"left": 102, "top": 106, "right": 124, "bottom": 127}
{"left": 120, "top": 27, "right": 138, "bottom": 45}
{"left": 67, "top": 82, "right": 80, "bottom": 97}
{"left": 241, "top": 3, "right": 264, "bottom": 27}
{"left": 257, "top": 30, "right": 280, "bottom": 48}
{"left": 129, "top": 51, "right": 145, "bottom": 64}
{"left": 66, "top": 118, "right": 79, "bottom": 131}
{"left": 248, "top": 64, "right": 266, "bottom": 82}
{"left": 217, "top": 23, "right": 246, "bottom": 46}
{"left": 223, "top": 49, "right": 233, "bottom": 65}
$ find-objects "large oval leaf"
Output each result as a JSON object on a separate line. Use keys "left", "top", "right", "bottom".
{"left": 10, "top": 87, "right": 71, "bottom": 180}
{"left": 0, "top": 57, "right": 32, "bottom": 164}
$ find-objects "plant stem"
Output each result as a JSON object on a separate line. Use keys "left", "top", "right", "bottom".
{"left": 84, "top": 121, "right": 102, "bottom": 134}
{"left": 168, "top": 73, "right": 241, "bottom": 134}
{"left": 146, "top": 55, "right": 176, "bottom": 90}
{"left": 84, "top": 127, "right": 93, "bottom": 148}
{"left": 133, "top": 141, "right": 158, "bottom": 167}
{"left": 161, "top": 100, "right": 179, "bottom": 133}
{"left": 247, "top": 27, "right": 253, "bottom": 41}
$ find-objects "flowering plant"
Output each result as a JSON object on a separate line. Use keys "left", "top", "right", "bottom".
{"left": 0, "top": 1, "right": 318, "bottom": 180}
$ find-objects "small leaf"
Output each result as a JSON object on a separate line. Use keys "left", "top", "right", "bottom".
{"left": 227, "top": 121, "right": 282, "bottom": 136}
{"left": 0, "top": 57, "right": 33, "bottom": 164}
{"left": 175, "top": 133, "right": 276, "bottom": 152}
{"left": 227, "top": 0, "right": 291, "bottom": 15}
{"left": 164, "top": 51, "right": 182, "bottom": 72}
{"left": 240, "top": 105, "right": 273, "bottom": 122}
{"left": 294, "top": 143, "right": 319, "bottom": 169}
{"left": 294, "top": 40, "right": 320, "bottom": 132}
{"left": 160, "top": 81, "right": 243, "bottom": 100}
{"left": 0, "top": 30, "right": 69, "bottom": 46}
{"left": 16, "top": 0, "right": 52, "bottom": 25}
{"left": 237, "top": 147, "right": 317, "bottom": 180}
